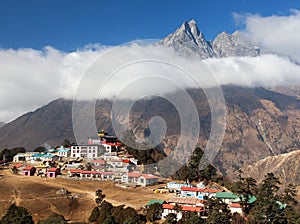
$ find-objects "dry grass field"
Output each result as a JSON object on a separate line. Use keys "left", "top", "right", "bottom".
{"left": 0, "top": 168, "right": 174, "bottom": 223}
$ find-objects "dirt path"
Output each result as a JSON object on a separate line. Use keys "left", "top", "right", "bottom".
{"left": 12, "top": 186, "right": 22, "bottom": 206}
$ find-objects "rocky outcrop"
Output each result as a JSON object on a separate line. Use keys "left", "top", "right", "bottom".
{"left": 242, "top": 150, "right": 300, "bottom": 185}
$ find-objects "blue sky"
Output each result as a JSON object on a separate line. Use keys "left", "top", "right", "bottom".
{"left": 1, "top": 0, "right": 299, "bottom": 51}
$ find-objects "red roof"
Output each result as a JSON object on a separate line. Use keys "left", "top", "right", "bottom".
{"left": 69, "top": 170, "right": 113, "bottom": 175}
{"left": 181, "top": 186, "right": 221, "bottom": 193}
{"left": 167, "top": 198, "right": 204, "bottom": 205}
{"left": 23, "top": 166, "right": 35, "bottom": 170}
{"left": 182, "top": 206, "right": 203, "bottom": 212}
{"left": 47, "top": 168, "right": 60, "bottom": 172}
{"left": 127, "top": 172, "right": 142, "bottom": 178}
{"left": 163, "top": 204, "right": 175, "bottom": 209}
{"left": 69, "top": 169, "right": 82, "bottom": 173}
{"left": 110, "top": 159, "right": 123, "bottom": 162}
{"left": 91, "top": 159, "right": 106, "bottom": 164}
{"left": 141, "top": 174, "right": 159, "bottom": 179}
{"left": 230, "top": 203, "right": 242, "bottom": 208}
{"left": 14, "top": 163, "right": 23, "bottom": 168}
{"left": 126, "top": 172, "right": 159, "bottom": 179}
{"left": 102, "top": 142, "right": 122, "bottom": 147}
{"left": 162, "top": 204, "right": 203, "bottom": 212}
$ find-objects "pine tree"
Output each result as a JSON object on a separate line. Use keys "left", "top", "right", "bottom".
{"left": 232, "top": 170, "right": 257, "bottom": 216}
{"left": 1, "top": 203, "right": 34, "bottom": 224}
{"left": 248, "top": 173, "right": 283, "bottom": 224}
{"left": 206, "top": 198, "right": 231, "bottom": 224}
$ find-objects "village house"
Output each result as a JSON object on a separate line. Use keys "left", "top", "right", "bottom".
{"left": 35, "top": 163, "right": 48, "bottom": 176}
{"left": 162, "top": 198, "right": 205, "bottom": 220}
{"left": 167, "top": 182, "right": 190, "bottom": 191}
{"left": 71, "top": 144, "right": 103, "bottom": 159}
{"left": 13, "top": 152, "right": 35, "bottom": 163}
{"left": 68, "top": 169, "right": 114, "bottom": 180}
{"left": 215, "top": 192, "right": 238, "bottom": 204}
{"left": 215, "top": 192, "right": 256, "bottom": 215}
{"left": 90, "top": 159, "right": 106, "bottom": 169}
{"left": 121, "top": 172, "right": 159, "bottom": 187}
{"left": 22, "top": 166, "right": 36, "bottom": 176}
{"left": 51, "top": 146, "right": 71, "bottom": 157}
{"left": 230, "top": 203, "right": 243, "bottom": 214}
{"left": 180, "top": 186, "right": 222, "bottom": 199}
{"left": 46, "top": 167, "right": 61, "bottom": 178}
{"left": 31, "top": 153, "right": 60, "bottom": 162}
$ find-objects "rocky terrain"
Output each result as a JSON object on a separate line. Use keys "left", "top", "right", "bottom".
{"left": 0, "top": 86, "right": 299, "bottom": 179}
{"left": 242, "top": 150, "right": 300, "bottom": 185}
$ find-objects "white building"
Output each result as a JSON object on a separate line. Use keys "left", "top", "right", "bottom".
{"left": 121, "top": 172, "right": 159, "bottom": 187}
{"left": 162, "top": 198, "right": 205, "bottom": 220}
{"left": 71, "top": 145, "right": 103, "bottom": 159}
{"left": 55, "top": 146, "right": 71, "bottom": 157}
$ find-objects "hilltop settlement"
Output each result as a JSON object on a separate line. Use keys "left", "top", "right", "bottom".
{"left": 0, "top": 131, "right": 299, "bottom": 224}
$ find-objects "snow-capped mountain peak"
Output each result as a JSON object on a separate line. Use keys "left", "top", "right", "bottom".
{"left": 160, "top": 19, "right": 268, "bottom": 59}
{"left": 160, "top": 19, "right": 215, "bottom": 59}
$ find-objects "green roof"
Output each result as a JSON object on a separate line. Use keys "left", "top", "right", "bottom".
{"left": 146, "top": 199, "right": 165, "bottom": 206}
{"left": 232, "top": 195, "right": 257, "bottom": 204}
{"left": 215, "top": 192, "right": 238, "bottom": 199}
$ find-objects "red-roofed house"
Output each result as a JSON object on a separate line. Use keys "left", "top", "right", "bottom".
{"left": 68, "top": 170, "right": 114, "bottom": 180}
{"left": 180, "top": 186, "right": 222, "bottom": 198}
{"left": 230, "top": 203, "right": 243, "bottom": 214}
{"left": 22, "top": 166, "right": 36, "bottom": 176}
{"left": 121, "top": 172, "right": 159, "bottom": 186}
{"left": 162, "top": 197, "right": 205, "bottom": 220}
{"left": 91, "top": 159, "right": 107, "bottom": 169}
{"left": 46, "top": 168, "right": 61, "bottom": 178}
{"left": 14, "top": 163, "right": 23, "bottom": 169}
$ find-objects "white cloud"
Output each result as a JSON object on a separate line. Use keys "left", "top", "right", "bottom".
{"left": 205, "top": 54, "right": 300, "bottom": 87}
{"left": 0, "top": 45, "right": 107, "bottom": 122}
{"left": 0, "top": 43, "right": 300, "bottom": 123}
{"left": 240, "top": 9, "right": 300, "bottom": 62}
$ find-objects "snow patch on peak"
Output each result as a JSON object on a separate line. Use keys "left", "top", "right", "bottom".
{"left": 160, "top": 19, "right": 215, "bottom": 59}
{"left": 160, "top": 19, "right": 268, "bottom": 59}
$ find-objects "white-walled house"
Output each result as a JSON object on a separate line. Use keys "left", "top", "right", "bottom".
{"left": 68, "top": 169, "right": 114, "bottom": 180}
{"left": 162, "top": 198, "right": 205, "bottom": 220}
{"left": 54, "top": 147, "right": 71, "bottom": 157}
{"left": 180, "top": 186, "right": 222, "bottom": 199}
{"left": 71, "top": 145, "right": 103, "bottom": 159}
{"left": 121, "top": 172, "right": 159, "bottom": 186}
{"left": 13, "top": 152, "right": 35, "bottom": 163}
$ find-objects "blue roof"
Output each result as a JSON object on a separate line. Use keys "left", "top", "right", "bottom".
{"left": 32, "top": 153, "right": 43, "bottom": 157}
{"left": 57, "top": 149, "right": 70, "bottom": 152}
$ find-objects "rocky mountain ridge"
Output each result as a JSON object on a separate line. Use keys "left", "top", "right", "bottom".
{"left": 160, "top": 19, "right": 268, "bottom": 59}
{"left": 242, "top": 149, "right": 300, "bottom": 185}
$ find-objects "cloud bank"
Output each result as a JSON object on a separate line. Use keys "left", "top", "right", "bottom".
{"left": 238, "top": 9, "right": 300, "bottom": 63}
